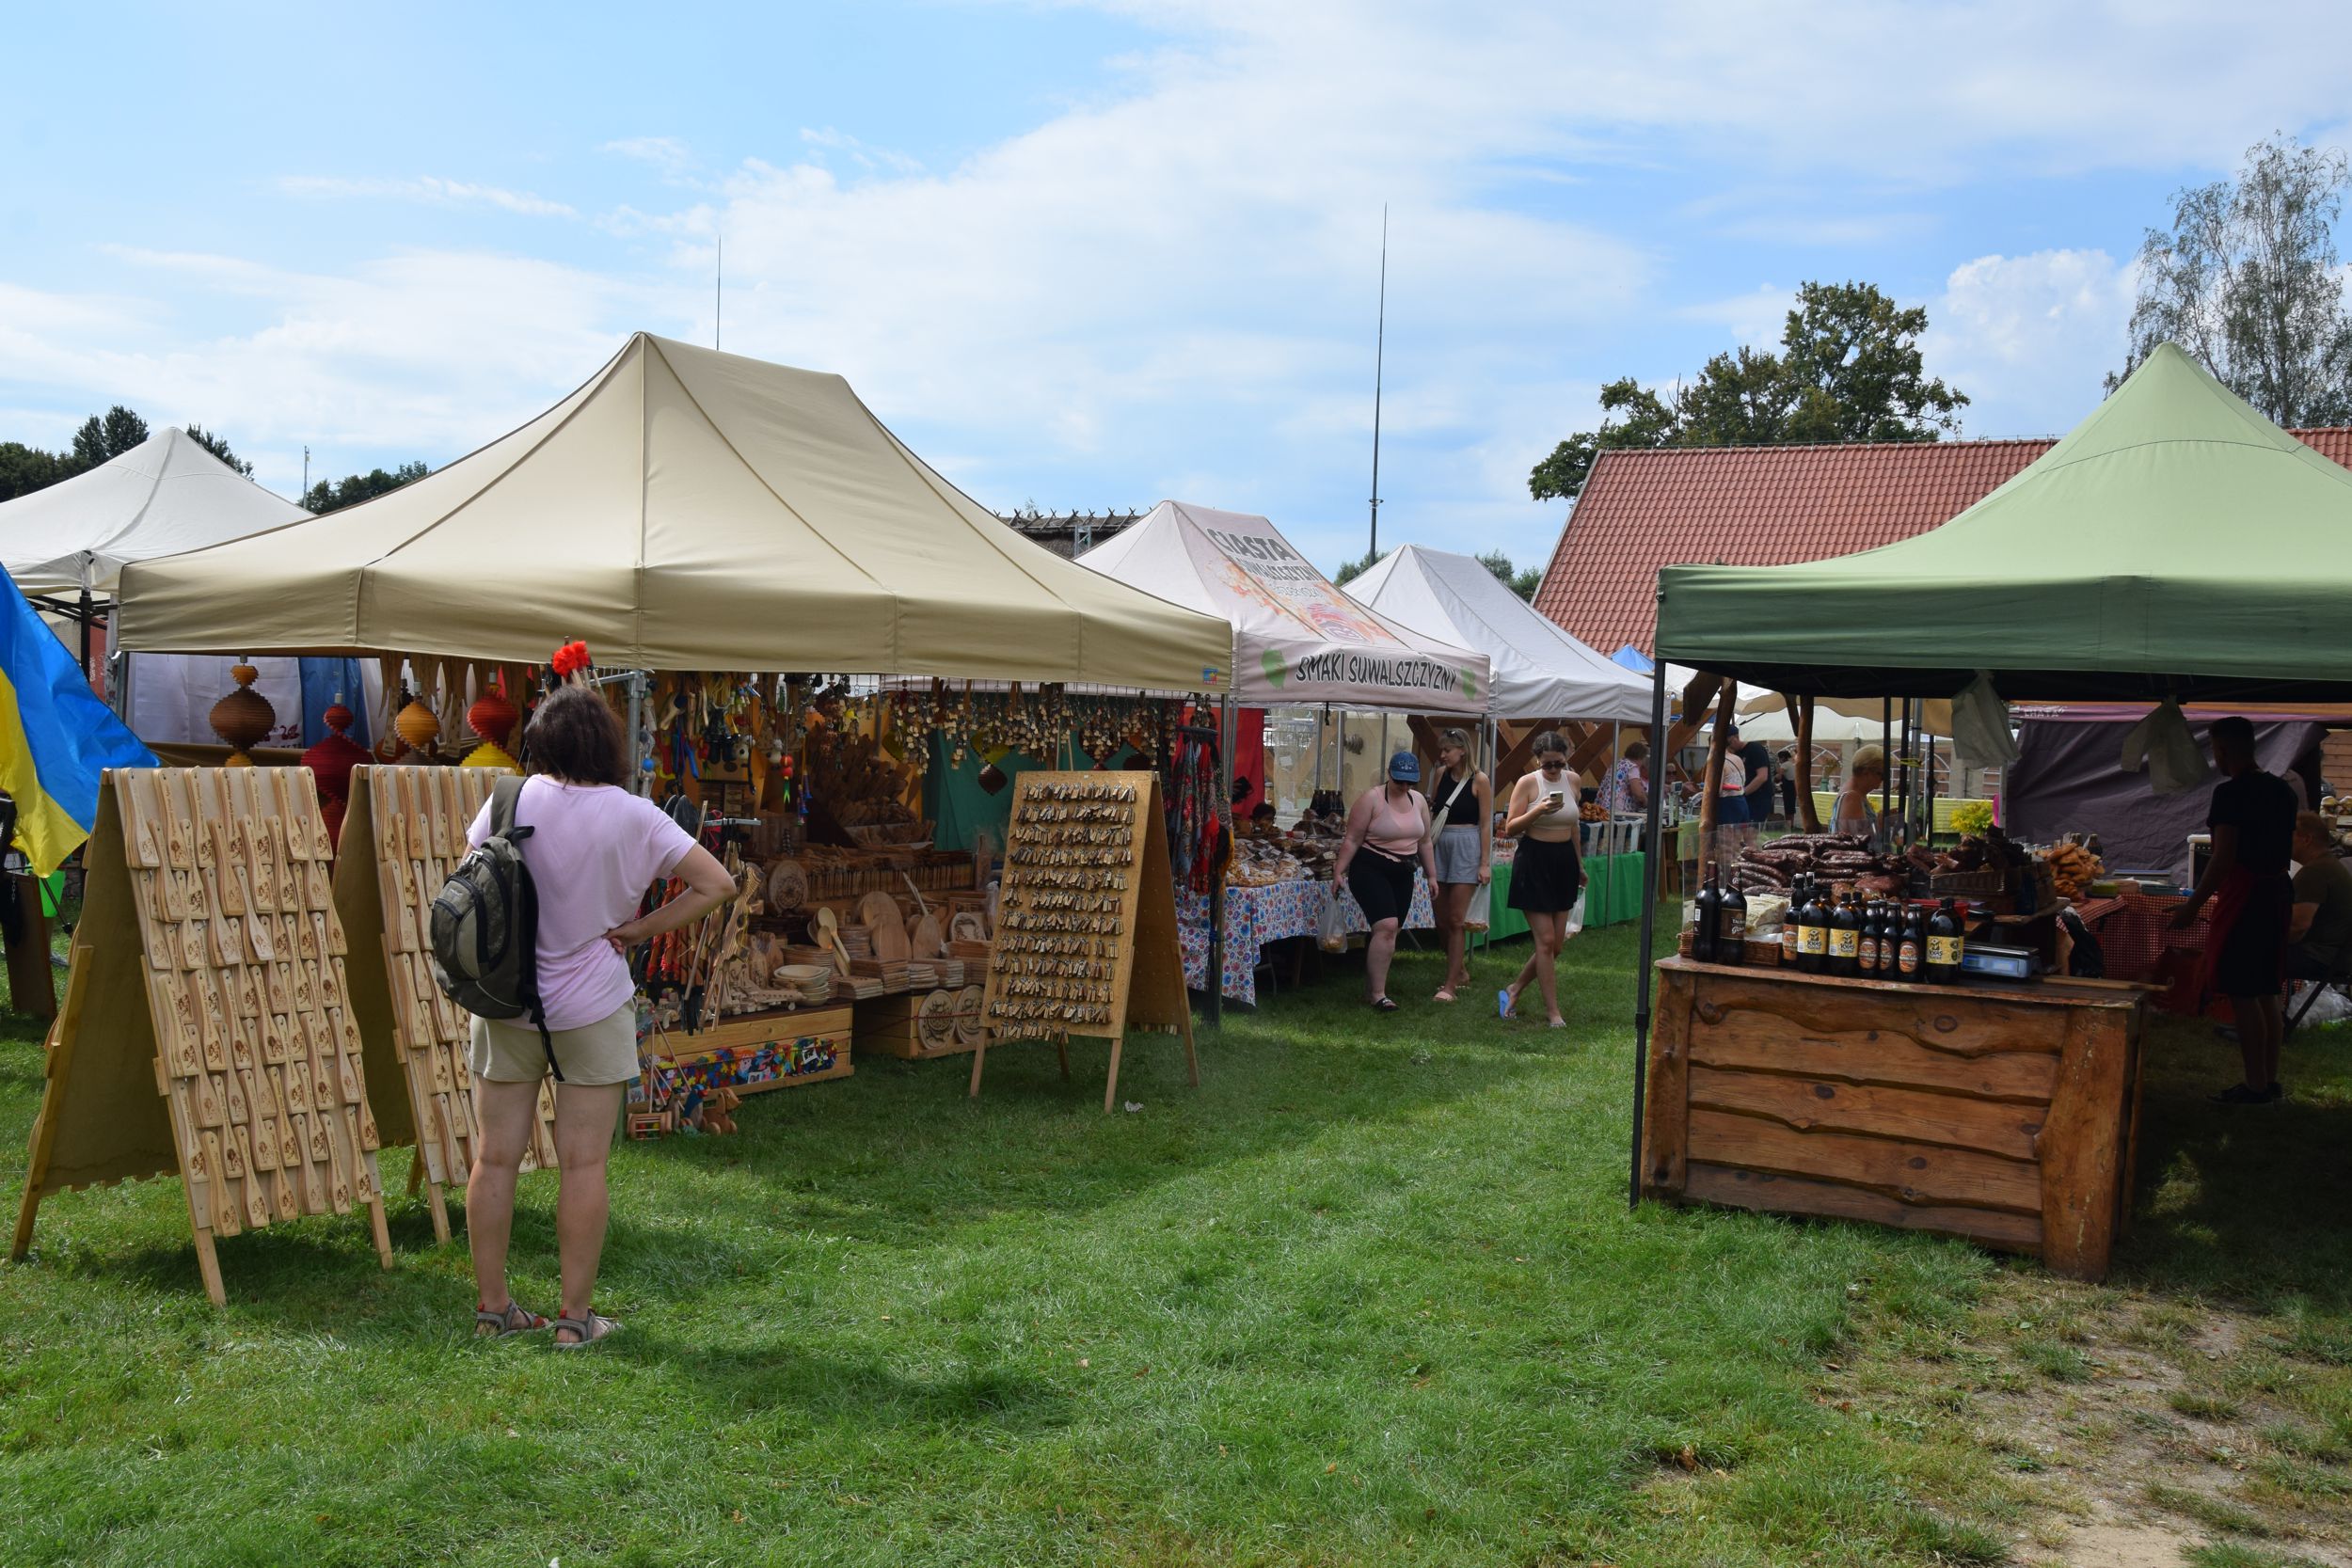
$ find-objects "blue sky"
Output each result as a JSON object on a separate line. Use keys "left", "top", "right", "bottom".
{"left": 7, "top": 1, "right": 2351, "bottom": 578}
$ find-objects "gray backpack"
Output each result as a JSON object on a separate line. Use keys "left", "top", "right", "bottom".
{"left": 429, "top": 775, "right": 560, "bottom": 1077}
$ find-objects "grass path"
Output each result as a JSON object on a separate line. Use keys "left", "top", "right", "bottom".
{"left": 2, "top": 917, "right": 2347, "bottom": 1566}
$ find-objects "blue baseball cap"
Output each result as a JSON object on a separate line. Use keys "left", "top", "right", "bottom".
{"left": 1388, "top": 750, "right": 1422, "bottom": 783}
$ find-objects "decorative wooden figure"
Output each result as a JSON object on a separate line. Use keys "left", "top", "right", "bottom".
{"left": 969, "top": 770, "right": 1197, "bottom": 1112}
{"left": 209, "top": 662, "right": 277, "bottom": 765}
{"left": 331, "top": 767, "right": 557, "bottom": 1244}
{"left": 11, "top": 768, "right": 392, "bottom": 1306}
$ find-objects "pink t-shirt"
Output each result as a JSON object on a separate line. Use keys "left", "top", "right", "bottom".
{"left": 469, "top": 778, "right": 698, "bottom": 1031}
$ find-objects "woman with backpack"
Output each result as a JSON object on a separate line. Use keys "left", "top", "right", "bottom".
{"left": 463, "top": 683, "right": 737, "bottom": 1347}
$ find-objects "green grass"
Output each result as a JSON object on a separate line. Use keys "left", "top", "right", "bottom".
{"left": 3, "top": 910, "right": 2350, "bottom": 1565}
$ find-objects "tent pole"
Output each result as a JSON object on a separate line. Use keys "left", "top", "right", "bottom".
{"left": 1211, "top": 691, "right": 1234, "bottom": 1028}
{"left": 77, "top": 586, "right": 92, "bottom": 685}
{"left": 1880, "top": 700, "right": 1892, "bottom": 843}
{"left": 1629, "top": 655, "right": 1669, "bottom": 1211}
{"left": 1923, "top": 727, "right": 1938, "bottom": 847}
{"left": 1900, "top": 700, "right": 1917, "bottom": 849}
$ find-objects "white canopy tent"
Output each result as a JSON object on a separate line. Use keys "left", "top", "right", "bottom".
{"left": 1077, "top": 501, "right": 1488, "bottom": 715}
{"left": 0, "top": 427, "right": 319, "bottom": 743}
{"left": 1344, "top": 544, "right": 1647, "bottom": 722}
{"left": 0, "top": 427, "right": 307, "bottom": 601}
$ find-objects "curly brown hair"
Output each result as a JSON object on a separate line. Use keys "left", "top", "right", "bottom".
{"left": 524, "top": 685, "right": 630, "bottom": 786}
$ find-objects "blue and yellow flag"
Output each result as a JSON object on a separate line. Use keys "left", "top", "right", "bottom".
{"left": 0, "top": 567, "right": 156, "bottom": 876}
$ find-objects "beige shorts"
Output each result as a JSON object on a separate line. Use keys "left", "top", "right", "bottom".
{"left": 469, "top": 1003, "right": 640, "bottom": 1085}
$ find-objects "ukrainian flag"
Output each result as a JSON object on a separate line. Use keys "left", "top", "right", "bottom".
{"left": 0, "top": 566, "right": 155, "bottom": 876}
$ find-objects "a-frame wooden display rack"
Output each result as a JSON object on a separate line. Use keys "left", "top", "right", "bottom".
{"left": 11, "top": 768, "right": 392, "bottom": 1306}
{"left": 333, "top": 767, "right": 558, "bottom": 1244}
{"left": 969, "top": 770, "right": 1199, "bottom": 1112}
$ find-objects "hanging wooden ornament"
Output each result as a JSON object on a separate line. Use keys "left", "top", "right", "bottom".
{"left": 301, "top": 695, "right": 372, "bottom": 846}
{"left": 461, "top": 680, "right": 520, "bottom": 770}
{"left": 209, "top": 662, "right": 276, "bottom": 766}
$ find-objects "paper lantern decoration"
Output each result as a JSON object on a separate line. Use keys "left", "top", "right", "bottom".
{"left": 209, "top": 663, "right": 276, "bottom": 766}
{"left": 302, "top": 697, "right": 372, "bottom": 846}
{"left": 461, "top": 682, "right": 520, "bottom": 770}
{"left": 395, "top": 692, "right": 442, "bottom": 759}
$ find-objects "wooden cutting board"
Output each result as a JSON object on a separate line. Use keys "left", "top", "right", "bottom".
{"left": 910, "top": 912, "right": 944, "bottom": 959}
{"left": 867, "top": 911, "right": 910, "bottom": 964}
{"left": 857, "top": 891, "right": 901, "bottom": 936}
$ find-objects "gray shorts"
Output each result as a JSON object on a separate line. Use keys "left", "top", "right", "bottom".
{"left": 1433, "top": 824, "right": 1484, "bottom": 885}
{"left": 469, "top": 1002, "right": 641, "bottom": 1085}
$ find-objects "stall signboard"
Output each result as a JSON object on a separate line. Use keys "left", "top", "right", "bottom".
{"left": 1077, "top": 501, "right": 1490, "bottom": 714}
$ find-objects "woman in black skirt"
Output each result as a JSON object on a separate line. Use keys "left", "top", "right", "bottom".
{"left": 1499, "top": 730, "right": 1584, "bottom": 1027}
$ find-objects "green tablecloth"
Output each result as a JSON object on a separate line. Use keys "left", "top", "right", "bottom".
{"left": 1479, "top": 851, "right": 1646, "bottom": 945}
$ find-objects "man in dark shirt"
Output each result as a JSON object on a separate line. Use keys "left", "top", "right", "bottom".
{"left": 2175, "top": 717, "right": 2298, "bottom": 1102}
{"left": 2288, "top": 811, "right": 2352, "bottom": 979}
{"left": 1730, "top": 726, "right": 1774, "bottom": 838}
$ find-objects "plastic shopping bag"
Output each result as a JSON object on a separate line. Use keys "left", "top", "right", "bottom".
{"left": 1318, "top": 885, "right": 1351, "bottom": 953}
{"left": 1566, "top": 886, "right": 1587, "bottom": 938}
{"left": 1465, "top": 881, "right": 1492, "bottom": 933}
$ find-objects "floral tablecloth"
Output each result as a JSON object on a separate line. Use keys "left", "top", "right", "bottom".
{"left": 1179, "top": 872, "right": 1436, "bottom": 1005}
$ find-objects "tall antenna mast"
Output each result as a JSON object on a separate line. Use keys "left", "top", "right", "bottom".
{"left": 715, "top": 230, "right": 723, "bottom": 350}
{"left": 1369, "top": 203, "right": 1388, "bottom": 559}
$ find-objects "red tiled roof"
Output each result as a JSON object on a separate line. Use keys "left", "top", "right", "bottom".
{"left": 1533, "top": 428, "right": 2352, "bottom": 657}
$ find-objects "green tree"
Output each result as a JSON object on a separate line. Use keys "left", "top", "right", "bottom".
{"left": 1331, "top": 547, "right": 1384, "bottom": 586}
{"left": 2112, "top": 133, "right": 2352, "bottom": 425}
{"left": 0, "top": 441, "right": 68, "bottom": 502}
{"left": 71, "top": 404, "right": 150, "bottom": 467}
{"left": 302, "top": 460, "right": 430, "bottom": 515}
{"left": 185, "top": 424, "right": 254, "bottom": 477}
{"left": 1527, "top": 281, "right": 1967, "bottom": 501}
{"left": 1474, "top": 548, "right": 1540, "bottom": 600}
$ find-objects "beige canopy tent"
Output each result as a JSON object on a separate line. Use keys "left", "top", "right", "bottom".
{"left": 118, "top": 334, "right": 1232, "bottom": 691}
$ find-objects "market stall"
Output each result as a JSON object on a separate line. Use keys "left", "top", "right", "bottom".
{"left": 1079, "top": 503, "right": 1490, "bottom": 1004}
{"left": 1345, "top": 542, "right": 1654, "bottom": 935}
{"left": 1632, "top": 343, "right": 2352, "bottom": 1280}
{"left": 107, "top": 332, "right": 1233, "bottom": 1140}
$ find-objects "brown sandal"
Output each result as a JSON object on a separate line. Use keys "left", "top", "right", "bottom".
{"left": 553, "top": 1309, "right": 621, "bottom": 1349}
{"left": 474, "top": 1300, "right": 549, "bottom": 1338}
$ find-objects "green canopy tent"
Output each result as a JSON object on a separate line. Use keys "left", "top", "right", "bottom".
{"left": 1654, "top": 343, "right": 2352, "bottom": 703}
{"left": 1625, "top": 343, "right": 2352, "bottom": 1203}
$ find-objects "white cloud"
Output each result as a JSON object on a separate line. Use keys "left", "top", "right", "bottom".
{"left": 0, "top": 251, "right": 674, "bottom": 494}
{"left": 278, "top": 175, "right": 577, "bottom": 218}
{"left": 1926, "top": 248, "right": 2137, "bottom": 437}
{"left": 798, "top": 127, "right": 923, "bottom": 175}
{"left": 601, "top": 136, "right": 697, "bottom": 177}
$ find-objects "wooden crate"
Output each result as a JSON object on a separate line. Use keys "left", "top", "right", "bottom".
{"left": 854, "top": 990, "right": 983, "bottom": 1060}
{"left": 1641, "top": 956, "right": 2149, "bottom": 1280}
{"left": 650, "top": 1005, "right": 853, "bottom": 1095}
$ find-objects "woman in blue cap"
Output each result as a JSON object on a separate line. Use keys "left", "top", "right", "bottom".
{"left": 1333, "top": 750, "right": 1438, "bottom": 1011}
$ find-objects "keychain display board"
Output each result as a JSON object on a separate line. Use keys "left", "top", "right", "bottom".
{"left": 970, "top": 771, "right": 1198, "bottom": 1112}
{"left": 333, "top": 767, "right": 557, "bottom": 1245}
{"left": 11, "top": 768, "right": 392, "bottom": 1306}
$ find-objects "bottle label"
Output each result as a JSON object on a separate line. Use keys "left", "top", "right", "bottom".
{"left": 1781, "top": 922, "right": 1801, "bottom": 958}
{"left": 1799, "top": 924, "right": 1828, "bottom": 956}
{"left": 1830, "top": 928, "right": 1859, "bottom": 958}
{"left": 1899, "top": 939, "right": 1921, "bottom": 975}
{"left": 1720, "top": 911, "right": 1746, "bottom": 945}
{"left": 1859, "top": 936, "right": 1878, "bottom": 970}
{"left": 1928, "top": 934, "right": 1962, "bottom": 966}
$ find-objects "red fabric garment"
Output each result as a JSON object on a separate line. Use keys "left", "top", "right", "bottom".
{"left": 1232, "top": 707, "right": 1266, "bottom": 816}
{"left": 2201, "top": 865, "right": 2284, "bottom": 1000}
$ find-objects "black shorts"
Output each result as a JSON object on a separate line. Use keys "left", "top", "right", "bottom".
{"left": 2215, "top": 875, "right": 2292, "bottom": 997}
{"left": 1347, "top": 849, "right": 1417, "bottom": 927}
{"left": 1507, "top": 834, "right": 1583, "bottom": 914}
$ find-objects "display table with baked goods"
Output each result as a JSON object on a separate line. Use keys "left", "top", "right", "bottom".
{"left": 1640, "top": 956, "right": 2153, "bottom": 1281}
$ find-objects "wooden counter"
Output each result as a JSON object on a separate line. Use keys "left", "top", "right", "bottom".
{"left": 1642, "top": 957, "right": 2151, "bottom": 1280}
